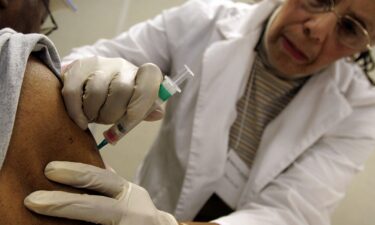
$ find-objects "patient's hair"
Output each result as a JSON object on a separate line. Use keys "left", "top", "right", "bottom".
{"left": 0, "top": 55, "right": 104, "bottom": 225}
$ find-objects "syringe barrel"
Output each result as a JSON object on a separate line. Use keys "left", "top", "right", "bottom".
{"left": 103, "top": 101, "right": 162, "bottom": 145}
{"left": 102, "top": 66, "right": 194, "bottom": 146}
{"left": 103, "top": 122, "right": 126, "bottom": 145}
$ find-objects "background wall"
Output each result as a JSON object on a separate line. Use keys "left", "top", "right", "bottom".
{"left": 49, "top": 1, "right": 375, "bottom": 224}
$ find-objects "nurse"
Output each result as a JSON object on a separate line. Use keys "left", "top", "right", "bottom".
{"left": 26, "top": 0, "right": 375, "bottom": 225}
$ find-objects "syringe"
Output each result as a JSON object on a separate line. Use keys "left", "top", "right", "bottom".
{"left": 97, "top": 65, "right": 194, "bottom": 150}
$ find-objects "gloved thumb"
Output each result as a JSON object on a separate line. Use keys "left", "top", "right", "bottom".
{"left": 121, "top": 63, "right": 163, "bottom": 124}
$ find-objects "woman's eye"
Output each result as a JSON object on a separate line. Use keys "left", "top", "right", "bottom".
{"left": 340, "top": 19, "right": 359, "bottom": 36}
{"left": 305, "top": 0, "right": 331, "bottom": 9}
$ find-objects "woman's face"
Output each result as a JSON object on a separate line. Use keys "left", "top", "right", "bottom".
{"left": 265, "top": 0, "right": 375, "bottom": 78}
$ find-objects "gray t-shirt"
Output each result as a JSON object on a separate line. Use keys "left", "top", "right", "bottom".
{"left": 0, "top": 28, "right": 61, "bottom": 169}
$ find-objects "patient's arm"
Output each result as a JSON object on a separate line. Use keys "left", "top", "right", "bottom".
{"left": 0, "top": 55, "right": 105, "bottom": 225}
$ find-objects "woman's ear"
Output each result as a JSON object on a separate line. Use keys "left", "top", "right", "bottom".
{"left": 0, "top": 0, "right": 9, "bottom": 8}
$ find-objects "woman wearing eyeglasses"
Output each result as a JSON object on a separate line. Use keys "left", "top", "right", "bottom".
{"left": 26, "top": 0, "right": 375, "bottom": 225}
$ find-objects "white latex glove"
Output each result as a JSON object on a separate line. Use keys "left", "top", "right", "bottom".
{"left": 24, "top": 161, "right": 178, "bottom": 225}
{"left": 62, "top": 56, "right": 164, "bottom": 129}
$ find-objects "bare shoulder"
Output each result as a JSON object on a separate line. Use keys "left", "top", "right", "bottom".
{"left": 0, "top": 55, "right": 104, "bottom": 225}
{"left": 12, "top": 55, "right": 104, "bottom": 167}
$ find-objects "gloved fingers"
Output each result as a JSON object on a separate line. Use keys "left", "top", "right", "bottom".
{"left": 82, "top": 70, "right": 115, "bottom": 123}
{"left": 96, "top": 65, "right": 138, "bottom": 124}
{"left": 61, "top": 60, "right": 93, "bottom": 130}
{"left": 24, "top": 191, "right": 121, "bottom": 225}
{"left": 123, "top": 63, "right": 163, "bottom": 124}
{"left": 44, "top": 161, "right": 128, "bottom": 198}
{"left": 62, "top": 56, "right": 142, "bottom": 128}
{"left": 144, "top": 105, "right": 165, "bottom": 121}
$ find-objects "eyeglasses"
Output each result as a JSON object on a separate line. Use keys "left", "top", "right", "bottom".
{"left": 41, "top": 0, "right": 58, "bottom": 36}
{"left": 301, "top": 0, "right": 372, "bottom": 51}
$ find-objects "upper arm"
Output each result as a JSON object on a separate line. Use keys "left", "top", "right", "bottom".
{"left": 0, "top": 56, "right": 104, "bottom": 225}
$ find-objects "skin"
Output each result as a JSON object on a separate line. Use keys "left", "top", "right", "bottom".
{"left": 0, "top": 1, "right": 164, "bottom": 225}
{"left": 0, "top": 57, "right": 105, "bottom": 225}
{"left": 265, "top": 0, "right": 375, "bottom": 78}
{"left": 0, "top": 0, "right": 104, "bottom": 224}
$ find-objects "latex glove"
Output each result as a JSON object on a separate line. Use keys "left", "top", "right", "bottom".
{"left": 24, "top": 161, "right": 178, "bottom": 225}
{"left": 62, "top": 56, "right": 164, "bottom": 129}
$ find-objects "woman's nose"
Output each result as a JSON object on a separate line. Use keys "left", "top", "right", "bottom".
{"left": 303, "top": 13, "right": 337, "bottom": 44}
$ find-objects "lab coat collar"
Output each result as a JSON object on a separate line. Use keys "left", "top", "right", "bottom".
{"left": 216, "top": 0, "right": 282, "bottom": 40}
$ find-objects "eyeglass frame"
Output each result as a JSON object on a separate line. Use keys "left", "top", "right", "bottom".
{"left": 302, "top": 0, "right": 372, "bottom": 51}
{"left": 40, "top": 0, "right": 59, "bottom": 36}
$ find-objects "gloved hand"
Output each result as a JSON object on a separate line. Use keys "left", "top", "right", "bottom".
{"left": 62, "top": 56, "right": 164, "bottom": 130}
{"left": 24, "top": 161, "right": 178, "bottom": 225}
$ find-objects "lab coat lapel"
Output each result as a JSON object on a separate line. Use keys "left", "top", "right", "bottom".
{"left": 189, "top": 0, "right": 281, "bottom": 186}
{"left": 188, "top": 30, "right": 257, "bottom": 191}
{"left": 244, "top": 66, "right": 353, "bottom": 198}
{"left": 178, "top": 0, "right": 282, "bottom": 219}
{"left": 178, "top": 34, "right": 257, "bottom": 221}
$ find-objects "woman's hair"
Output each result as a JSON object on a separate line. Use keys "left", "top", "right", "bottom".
{"left": 354, "top": 50, "right": 375, "bottom": 84}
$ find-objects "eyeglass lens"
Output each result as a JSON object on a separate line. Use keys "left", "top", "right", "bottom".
{"left": 301, "top": 0, "right": 370, "bottom": 50}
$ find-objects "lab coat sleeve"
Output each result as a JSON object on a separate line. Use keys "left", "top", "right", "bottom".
{"left": 62, "top": 0, "right": 243, "bottom": 72}
{"left": 213, "top": 80, "right": 375, "bottom": 225}
{"left": 62, "top": 7, "right": 171, "bottom": 72}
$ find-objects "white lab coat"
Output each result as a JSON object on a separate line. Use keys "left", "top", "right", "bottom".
{"left": 64, "top": 0, "right": 375, "bottom": 224}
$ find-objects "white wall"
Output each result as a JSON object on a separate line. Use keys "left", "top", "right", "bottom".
{"left": 49, "top": 1, "right": 375, "bottom": 224}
